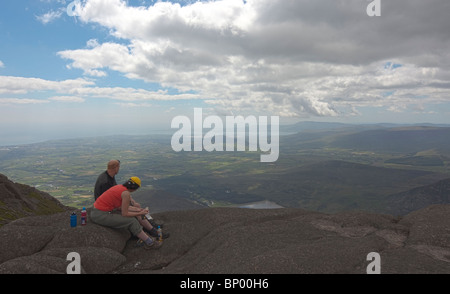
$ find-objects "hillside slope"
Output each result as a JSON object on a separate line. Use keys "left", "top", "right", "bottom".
{"left": 384, "top": 177, "right": 450, "bottom": 215}
{"left": 0, "top": 174, "right": 70, "bottom": 226}
{"left": 180, "top": 160, "right": 445, "bottom": 213}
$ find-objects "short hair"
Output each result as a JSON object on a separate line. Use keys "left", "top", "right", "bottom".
{"left": 107, "top": 159, "right": 120, "bottom": 170}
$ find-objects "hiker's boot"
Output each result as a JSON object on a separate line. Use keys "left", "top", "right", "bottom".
{"left": 144, "top": 237, "right": 162, "bottom": 250}
{"left": 146, "top": 227, "right": 170, "bottom": 240}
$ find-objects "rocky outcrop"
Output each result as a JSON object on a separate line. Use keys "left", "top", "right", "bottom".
{"left": 0, "top": 205, "right": 449, "bottom": 274}
{"left": 0, "top": 209, "right": 129, "bottom": 274}
{"left": 0, "top": 174, "right": 70, "bottom": 226}
{"left": 0, "top": 173, "right": 448, "bottom": 274}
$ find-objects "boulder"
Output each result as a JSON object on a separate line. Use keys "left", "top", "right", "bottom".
{"left": 117, "top": 206, "right": 450, "bottom": 274}
{"left": 0, "top": 208, "right": 130, "bottom": 274}
{"left": 1, "top": 205, "right": 449, "bottom": 274}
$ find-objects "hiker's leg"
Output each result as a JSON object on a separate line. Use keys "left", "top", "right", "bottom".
{"left": 91, "top": 208, "right": 143, "bottom": 236}
{"left": 137, "top": 217, "right": 153, "bottom": 231}
{"left": 136, "top": 230, "right": 151, "bottom": 242}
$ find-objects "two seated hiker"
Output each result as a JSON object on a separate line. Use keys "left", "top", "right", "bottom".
{"left": 91, "top": 164, "right": 169, "bottom": 249}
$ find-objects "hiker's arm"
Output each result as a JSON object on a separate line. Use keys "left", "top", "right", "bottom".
{"left": 121, "top": 192, "right": 146, "bottom": 217}
{"left": 130, "top": 196, "right": 141, "bottom": 208}
{"left": 128, "top": 205, "right": 143, "bottom": 212}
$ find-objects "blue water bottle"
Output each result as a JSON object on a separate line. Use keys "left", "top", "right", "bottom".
{"left": 70, "top": 212, "right": 77, "bottom": 227}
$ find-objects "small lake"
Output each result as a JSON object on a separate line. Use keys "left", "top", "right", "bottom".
{"left": 237, "top": 200, "right": 284, "bottom": 209}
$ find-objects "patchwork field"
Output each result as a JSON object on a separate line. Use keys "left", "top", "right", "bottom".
{"left": 1, "top": 123, "right": 450, "bottom": 214}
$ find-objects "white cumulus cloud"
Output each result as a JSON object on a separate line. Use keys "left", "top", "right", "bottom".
{"left": 48, "top": 96, "right": 86, "bottom": 103}
{"left": 56, "top": 0, "right": 450, "bottom": 118}
{"left": 0, "top": 76, "right": 95, "bottom": 95}
{"left": 0, "top": 98, "right": 50, "bottom": 105}
{"left": 0, "top": 75, "right": 201, "bottom": 103}
{"left": 36, "top": 9, "right": 64, "bottom": 24}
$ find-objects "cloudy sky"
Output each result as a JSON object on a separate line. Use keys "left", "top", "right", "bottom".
{"left": 0, "top": 0, "right": 449, "bottom": 145}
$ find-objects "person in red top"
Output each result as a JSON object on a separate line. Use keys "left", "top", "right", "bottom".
{"left": 91, "top": 176, "right": 161, "bottom": 249}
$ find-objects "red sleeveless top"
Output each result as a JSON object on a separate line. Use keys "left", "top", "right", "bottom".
{"left": 94, "top": 185, "right": 128, "bottom": 212}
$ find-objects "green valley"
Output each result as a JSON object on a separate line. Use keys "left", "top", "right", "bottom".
{"left": 1, "top": 123, "right": 450, "bottom": 214}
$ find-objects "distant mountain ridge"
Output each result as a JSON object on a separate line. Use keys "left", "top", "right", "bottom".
{"left": 329, "top": 126, "right": 450, "bottom": 153}
{"left": 282, "top": 124, "right": 450, "bottom": 153}
{"left": 281, "top": 121, "right": 450, "bottom": 135}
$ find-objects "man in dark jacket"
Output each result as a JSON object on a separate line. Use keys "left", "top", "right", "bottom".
{"left": 94, "top": 160, "right": 120, "bottom": 200}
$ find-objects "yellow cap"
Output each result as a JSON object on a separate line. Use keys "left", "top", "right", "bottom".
{"left": 130, "top": 176, "right": 141, "bottom": 187}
